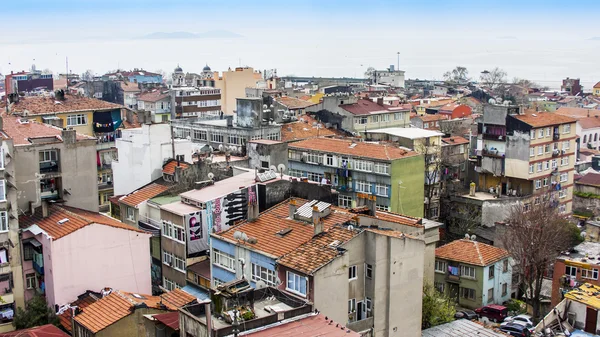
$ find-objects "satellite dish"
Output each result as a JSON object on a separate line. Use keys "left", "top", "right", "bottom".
{"left": 488, "top": 98, "right": 496, "bottom": 104}
{"left": 465, "top": 233, "right": 470, "bottom": 239}
{"left": 218, "top": 144, "right": 224, "bottom": 151}
{"left": 270, "top": 165, "right": 277, "bottom": 172}
{"left": 255, "top": 280, "right": 267, "bottom": 289}
{"left": 240, "top": 232, "right": 249, "bottom": 242}
{"left": 208, "top": 172, "right": 215, "bottom": 180}
{"left": 277, "top": 164, "right": 286, "bottom": 172}
{"left": 470, "top": 235, "right": 476, "bottom": 241}
{"left": 237, "top": 147, "right": 242, "bottom": 153}
{"left": 348, "top": 225, "right": 354, "bottom": 231}
{"left": 234, "top": 231, "right": 242, "bottom": 240}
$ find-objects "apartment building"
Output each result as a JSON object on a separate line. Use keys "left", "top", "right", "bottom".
{"left": 137, "top": 90, "right": 171, "bottom": 123}
{"left": 287, "top": 137, "right": 424, "bottom": 217}
{"left": 213, "top": 66, "right": 261, "bottom": 115}
{"left": 550, "top": 241, "right": 600, "bottom": 306}
{"left": 434, "top": 238, "right": 512, "bottom": 309}
{"left": 170, "top": 86, "right": 221, "bottom": 119}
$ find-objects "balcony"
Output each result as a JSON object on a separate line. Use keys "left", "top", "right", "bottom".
{"left": 482, "top": 133, "right": 506, "bottom": 141}
{"left": 446, "top": 273, "right": 461, "bottom": 283}
{"left": 334, "top": 185, "right": 353, "bottom": 192}
{"left": 33, "top": 259, "right": 44, "bottom": 275}
{"left": 481, "top": 148, "right": 505, "bottom": 158}
{"left": 39, "top": 161, "right": 59, "bottom": 173}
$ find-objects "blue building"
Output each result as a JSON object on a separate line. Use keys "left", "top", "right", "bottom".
{"left": 103, "top": 70, "right": 163, "bottom": 84}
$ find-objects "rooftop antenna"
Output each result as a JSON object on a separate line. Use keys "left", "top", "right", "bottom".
{"left": 397, "top": 52, "right": 400, "bottom": 71}
{"left": 66, "top": 56, "right": 69, "bottom": 91}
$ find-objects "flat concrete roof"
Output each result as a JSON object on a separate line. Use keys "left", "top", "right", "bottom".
{"left": 180, "top": 171, "right": 258, "bottom": 203}
{"left": 160, "top": 201, "right": 200, "bottom": 216}
{"left": 368, "top": 127, "right": 444, "bottom": 139}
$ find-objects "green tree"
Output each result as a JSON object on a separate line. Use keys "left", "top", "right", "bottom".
{"left": 13, "top": 296, "right": 59, "bottom": 330}
{"left": 422, "top": 283, "right": 456, "bottom": 329}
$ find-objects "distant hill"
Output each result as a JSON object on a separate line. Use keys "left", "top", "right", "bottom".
{"left": 140, "top": 30, "right": 242, "bottom": 40}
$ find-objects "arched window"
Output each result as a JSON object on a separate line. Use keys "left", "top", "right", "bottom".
{"left": 595, "top": 133, "right": 598, "bottom": 142}
{"left": 584, "top": 135, "right": 588, "bottom": 143}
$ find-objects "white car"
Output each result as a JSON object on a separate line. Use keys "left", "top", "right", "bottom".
{"left": 504, "top": 314, "right": 534, "bottom": 326}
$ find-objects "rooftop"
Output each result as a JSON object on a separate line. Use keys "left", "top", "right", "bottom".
{"left": 58, "top": 291, "right": 100, "bottom": 333}
{"left": 277, "top": 225, "right": 362, "bottom": 275}
{"left": 557, "top": 241, "right": 600, "bottom": 264}
{"left": 288, "top": 138, "right": 419, "bottom": 161}
{"left": 8, "top": 94, "right": 123, "bottom": 116}
{"left": 565, "top": 283, "right": 600, "bottom": 310}
{"left": 160, "top": 201, "right": 200, "bottom": 216}
{"left": 74, "top": 289, "right": 195, "bottom": 334}
{"left": 578, "top": 116, "right": 600, "bottom": 130}
{"left": 20, "top": 205, "right": 147, "bottom": 240}
{"left": 555, "top": 107, "right": 600, "bottom": 119}
{"left": 513, "top": 111, "right": 576, "bottom": 128}
{"left": 180, "top": 171, "right": 257, "bottom": 204}
{"left": 576, "top": 173, "right": 600, "bottom": 187}
{"left": 137, "top": 90, "right": 170, "bottom": 102}
{"left": 243, "top": 313, "right": 360, "bottom": 336}
{"left": 274, "top": 96, "right": 316, "bottom": 110}
{"left": 120, "top": 181, "right": 173, "bottom": 207}
{"left": 1, "top": 114, "right": 95, "bottom": 146}
{"left": 152, "top": 312, "right": 179, "bottom": 331}
{"left": 120, "top": 81, "right": 141, "bottom": 92}
{"left": 0, "top": 324, "right": 70, "bottom": 337}
{"left": 442, "top": 136, "right": 470, "bottom": 145}
{"left": 412, "top": 114, "right": 450, "bottom": 122}
{"left": 435, "top": 238, "right": 510, "bottom": 267}
{"left": 594, "top": 82, "right": 600, "bottom": 89}
{"left": 368, "top": 127, "right": 444, "bottom": 140}
{"left": 162, "top": 159, "right": 190, "bottom": 175}
{"left": 188, "top": 259, "right": 211, "bottom": 280}
{"left": 339, "top": 99, "right": 391, "bottom": 115}
{"left": 281, "top": 117, "right": 337, "bottom": 142}
{"left": 422, "top": 319, "right": 507, "bottom": 337}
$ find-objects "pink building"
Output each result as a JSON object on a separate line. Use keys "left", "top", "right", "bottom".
{"left": 19, "top": 204, "right": 151, "bottom": 307}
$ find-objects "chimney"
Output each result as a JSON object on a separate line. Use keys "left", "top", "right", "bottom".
{"left": 204, "top": 300, "right": 212, "bottom": 333}
{"left": 62, "top": 128, "right": 76, "bottom": 145}
{"left": 368, "top": 197, "right": 376, "bottom": 216}
{"left": 174, "top": 165, "right": 182, "bottom": 183}
{"left": 289, "top": 198, "right": 297, "bottom": 219}
{"left": 226, "top": 115, "right": 233, "bottom": 127}
{"left": 312, "top": 205, "right": 323, "bottom": 236}
{"left": 377, "top": 97, "right": 384, "bottom": 106}
{"left": 41, "top": 200, "right": 49, "bottom": 218}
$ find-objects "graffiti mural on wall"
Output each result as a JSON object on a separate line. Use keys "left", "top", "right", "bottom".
{"left": 186, "top": 211, "right": 208, "bottom": 255}
{"left": 207, "top": 185, "right": 259, "bottom": 241}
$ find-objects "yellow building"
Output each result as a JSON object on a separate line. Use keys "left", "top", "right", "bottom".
{"left": 6, "top": 94, "right": 126, "bottom": 212}
{"left": 213, "top": 67, "right": 260, "bottom": 114}
{"left": 594, "top": 81, "right": 600, "bottom": 96}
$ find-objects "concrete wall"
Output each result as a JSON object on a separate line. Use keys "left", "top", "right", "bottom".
{"left": 481, "top": 198, "right": 522, "bottom": 227}
{"left": 179, "top": 309, "right": 210, "bottom": 337}
{"left": 50, "top": 224, "right": 152, "bottom": 306}
{"left": 160, "top": 209, "right": 187, "bottom": 287}
{"left": 94, "top": 308, "right": 165, "bottom": 337}
{"left": 313, "top": 253, "right": 349, "bottom": 325}
{"left": 482, "top": 259, "right": 512, "bottom": 306}
{"left": 505, "top": 131, "right": 531, "bottom": 178}
{"left": 215, "top": 67, "right": 259, "bottom": 115}
{"left": 112, "top": 124, "right": 192, "bottom": 195}
{"left": 247, "top": 141, "right": 288, "bottom": 172}
{"left": 236, "top": 98, "right": 263, "bottom": 128}
{"left": 15, "top": 139, "right": 99, "bottom": 213}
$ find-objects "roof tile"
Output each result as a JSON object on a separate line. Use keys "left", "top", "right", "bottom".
{"left": 120, "top": 182, "right": 173, "bottom": 207}
{"left": 137, "top": 90, "right": 170, "bottom": 103}
{"left": 513, "top": 111, "right": 576, "bottom": 128}
{"left": 435, "top": 239, "right": 510, "bottom": 267}
{"left": 0, "top": 324, "right": 70, "bottom": 337}
{"left": 576, "top": 173, "right": 600, "bottom": 187}
{"left": 162, "top": 160, "right": 190, "bottom": 175}
{"left": 288, "top": 138, "right": 419, "bottom": 161}
{"left": 1, "top": 114, "right": 95, "bottom": 146}
{"left": 275, "top": 96, "right": 316, "bottom": 110}
{"left": 8, "top": 94, "right": 123, "bottom": 116}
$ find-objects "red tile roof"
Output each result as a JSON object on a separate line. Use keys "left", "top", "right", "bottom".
{"left": 281, "top": 118, "right": 337, "bottom": 142}
{"left": 137, "top": 90, "right": 170, "bottom": 102}
{"left": 413, "top": 114, "right": 449, "bottom": 122}
{"left": 435, "top": 239, "right": 510, "bottom": 266}
{"left": 120, "top": 81, "right": 141, "bottom": 92}
{"left": 0, "top": 324, "right": 70, "bottom": 337}
{"left": 74, "top": 289, "right": 194, "bottom": 333}
{"left": 153, "top": 312, "right": 179, "bottom": 330}
{"left": 19, "top": 205, "right": 147, "bottom": 240}
{"left": 278, "top": 226, "right": 361, "bottom": 275}
{"left": 555, "top": 107, "right": 600, "bottom": 119}
{"left": 8, "top": 95, "right": 123, "bottom": 116}
{"left": 58, "top": 292, "right": 100, "bottom": 333}
{"left": 1, "top": 114, "right": 95, "bottom": 146}
{"left": 576, "top": 173, "right": 600, "bottom": 187}
{"left": 245, "top": 313, "right": 360, "bottom": 337}
{"left": 513, "top": 111, "right": 576, "bottom": 128}
{"left": 289, "top": 138, "right": 419, "bottom": 161}
{"left": 275, "top": 96, "right": 316, "bottom": 110}
{"left": 215, "top": 199, "right": 357, "bottom": 258}
{"left": 120, "top": 182, "right": 173, "bottom": 207}
{"left": 578, "top": 117, "right": 600, "bottom": 130}
{"left": 594, "top": 82, "right": 600, "bottom": 89}
{"left": 340, "top": 99, "right": 390, "bottom": 115}
{"left": 162, "top": 160, "right": 190, "bottom": 175}
{"left": 442, "top": 136, "right": 469, "bottom": 145}
{"left": 366, "top": 210, "right": 423, "bottom": 228}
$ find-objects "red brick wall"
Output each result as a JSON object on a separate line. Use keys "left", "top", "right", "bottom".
{"left": 551, "top": 260, "right": 600, "bottom": 306}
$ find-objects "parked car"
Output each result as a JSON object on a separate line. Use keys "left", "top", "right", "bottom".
{"left": 499, "top": 322, "right": 532, "bottom": 336}
{"left": 504, "top": 314, "right": 534, "bottom": 327}
{"left": 501, "top": 320, "right": 534, "bottom": 334}
{"left": 454, "top": 309, "right": 478, "bottom": 320}
{"left": 474, "top": 304, "right": 508, "bottom": 322}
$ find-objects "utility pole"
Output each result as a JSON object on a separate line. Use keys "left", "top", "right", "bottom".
{"left": 170, "top": 123, "right": 176, "bottom": 159}
{"left": 66, "top": 56, "right": 69, "bottom": 91}
{"left": 397, "top": 52, "right": 400, "bottom": 71}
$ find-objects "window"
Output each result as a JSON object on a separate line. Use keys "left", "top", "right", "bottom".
{"left": 26, "top": 273, "right": 36, "bottom": 289}
{"left": 461, "top": 265, "right": 475, "bottom": 278}
{"left": 193, "top": 130, "right": 207, "bottom": 140}
{"left": 213, "top": 249, "right": 235, "bottom": 271}
{"left": 163, "top": 251, "right": 173, "bottom": 266}
{"left": 374, "top": 162, "right": 390, "bottom": 175}
{"left": 0, "top": 148, "right": 4, "bottom": 170}
{"left": 429, "top": 207, "right": 439, "bottom": 218}
{"left": 306, "top": 172, "right": 322, "bottom": 182}
{"left": 538, "top": 129, "right": 544, "bottom": 138}
{"left": 365, "top": 264, "right": 373, "bottom": 279}
{"left": 538, "top": 146, "right": 543, "bottom": 155}
{"left": 288, "top": 150, "right": 302, "bottom": 161}
{"left": 252, "top": 264, "right": 276, "bottom": 286}
{"left": 211, "top": 133, "right": 224, "bottom": 143}
{"left": 563, "top": 124, "right": 571, "bottom": 134}
{"left": 560, "top": 172, "right": 568, "bottom": 182}
{"left": 535, "top": 197, "right": 541, "bottom": 205}
{"left": 39, "top": 150, "right": 58, "bottom": 163}
{"left": 213, "top": 278, "right": 225, "bottom": 287}
{"left": 552, "top": 159, "right": 558, "bottom": 169}
{"left": 126, "top": 206, "right": 135, "bottom": 221}
{"left": 565, "top": 265, "right": 577, "bottom": 277}
{"left": 489, "top": 266, "right": 495, "bottom": 279}
{"left": 559, "top": 204, "right": 566, "bottom": 213}
{"left": 529, "top": 164, "right": 534, "bottom": 174}
{"left": 325, "top": 154, "right": 334, "bottom": 166}
{"left": 460, "top": 287, "right": 476, "bottom": 300}
{"left": 524, "top": 203, "right": 531, "bottom": 212}
{"left": 545, "top": 127, "right": 551, "bottom": 137}
{"left": 163, "top": 277, "right": 180, "bottom": 291}
{"left": 174, "top": 255, "right": 186, "bottom": 272}
{"left": 376, "top": 204, "right": 389, "bottom": 211}
{"left": 23, "top": 244, "right": 34, "bottom": 261}
{"left": 537, "top": 162, "right": 542, "bottom": 172}
{"left": 66, "top": 114, "right": 87, "bottom": 126}
{"left": 394, "top": 112, "right": 402, "bottom": 120}
{"left": 584, "top": 135, "right": 588, "bottom": 143}
{"left": 228, "top": 135, "right": 242, "bottom": 145}
{"left": 559, "top": 188, "right": 567, "bottom": 199}
{"left": 424, "top": 123, "right": 430, "bottom": 129}
{"left": 348, "top": 298, "right": 356, "bottom": 313}
{"left": 375, "top": 184, "right": 389, "bottom": 197}
{"left": 354, "top": 160, "right": 373, "bottom": 172}
{"left": 503, "top": 260, "right": 509, "bottom": 273}
{"left": 349, "top": 265, "right": 357, "bottom": 280}
{"left": 355, "top": 181, "right": 371, "bottom": 193}
{"left": 286, "top": 271, "right": 307, "bottom": 296}
{"left": 543, "top": 177, "right": 549, "bottom": 187}
{"left": 530, "top": 130, "right": 535, "bottom": 139}
{"left": 502, "top": 283, "right": 508, "bottom": 296}
{"left": 529, "top": 147, "right": 534, "bottom": 157}
{"left": 371, "top": 115, "right": 379, "bottom": 123}
{"left": 266, "top": 133, "right": 280, "bottom": 141}
{"left": 563, "top": 140, "right": 570, "bottom": 150}
{"left": 366, "top": 297, "right": 372, "bottom": 313}
{"left": 544, "top": 144, "right": 550, "bottom": 153}
{"left": 488, "top": 288, "right": 494, "bottom": 302}
{"left": 306, "top": 153, "right": 322, "bottom": 164}
{"left": 434, "top": 282, "right": 445, "bottom": 293}
{"left": 381, "top": 114, "right": 390, "bottom": 122}
{"left": 535, "top": 180, "right": 541, "bottom": 189}
{"left": 582, "top": 269, "right": 599, "bottom": 280}
{"left": 561, "top": 156, "right": 569, "bottom": 166}
{"left": 435, "top": 260, "right": 447, "bottom": 273}
{"left": 339, "top": 195, "right": 352, "bottom": 208}
{"left": 0, "top": 212, "right": 7, "bottom": 232}
{"left": 356, "top": 117, "right": 367, "bottom": 125}
{"left": 544, "top": 161, "right": 550, "bottom": 170}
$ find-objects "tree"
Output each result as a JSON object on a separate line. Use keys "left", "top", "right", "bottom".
{"left": 41, "top": 68, "right": 53, "bottom": 75}
{"left": 364, "top": 67, "right": 375, "bottom": 81}
{"left": 415, "top": 140, "right": 442, "bottom": 220}
{"left": 443, "top": 66, "right": 470, "bottom": 84}
{"left": 81, "top": 69, "right": 95, "bottom": 81}
{"left": 422, "top": 283, "right": 456, "bottom": 329}
{"left": 13, "top": 296, "right": 59, "bottom": 330}
{"left": 479, "top": 67, "right": 507, "bottom": 93}
{"left": 503, "top": 202, "right": 574, "bottom": 321}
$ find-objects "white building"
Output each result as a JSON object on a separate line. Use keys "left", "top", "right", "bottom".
{"left": 372, "top": 66, "right": 405, "bottom": 88}
{"left": 112, "top": 124, "right": 193, "bottom": 195}
{"left": 578, "top": 117, "right": 600, "bottom": 151}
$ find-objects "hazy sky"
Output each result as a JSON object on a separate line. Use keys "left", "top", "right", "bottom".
{"left": 2, "top": 0, "right": 600, "bottom": 89}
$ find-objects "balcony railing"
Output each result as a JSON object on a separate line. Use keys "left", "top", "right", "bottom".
{"left": 333, "top": 185, "right": 353, "bottom": 192}
{"left": 446, "top": 273, "right": 461, "bottom": 283}
{"left": 33, "top": 259, "right": 44, "bottom": 275}
{"left": 39, "top": 161, "right": 59, "bottom": 173}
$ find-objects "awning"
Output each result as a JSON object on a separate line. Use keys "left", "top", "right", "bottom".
{"left": 182, "top": 284, "right": 210, "bottom": 301}
{"left": 22, "top": 237, "right": 42, "bottom": 248}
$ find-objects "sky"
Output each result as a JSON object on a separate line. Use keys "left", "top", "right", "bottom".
{"left": 2, "top": 0, "right": 600, "bottom": 89}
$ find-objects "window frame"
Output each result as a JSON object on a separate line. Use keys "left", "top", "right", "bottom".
{"left": 213, "top": 249, "right": 236, "bottom": 272}
{"left": 565, "top": 265, "right": 577, "bottom": 277}
{"left": 435, "top": 260, "right": 447, "bottom": 273}
{"left": 365, "top": 263, "right": 373, "bottom": 279}
{"left": 251, "top": 263, "right": 277, "bottom": 286}
{"left": 348, "top": 265, "right": 357, "bottom": 280}
{"left": 460, "top": 265, "right": 476, "bottom": 279}
{"left": 286, "top": 271, "right": 307, "bottom": 297}
{"left": 0, "top": 211, "right": 7, "bottom": 233}
{"left": 26, "top": 273, "right": 36, "bottom": 289}
{"left": 66, "top": 113, "right": 88, "bottom": 127}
